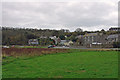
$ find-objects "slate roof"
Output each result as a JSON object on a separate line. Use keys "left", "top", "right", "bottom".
{"left": 107, "top": 34, "right": 119, "bottom": 39}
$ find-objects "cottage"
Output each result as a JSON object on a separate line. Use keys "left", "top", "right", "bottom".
{"left": 64, "top": 41, "right": 73, "bottom": 46}
{"left": 60, "top": 40, "right": 67, "bottom": 45}
{"left": 28, "top": 39, "right": 39, "bottom": 45}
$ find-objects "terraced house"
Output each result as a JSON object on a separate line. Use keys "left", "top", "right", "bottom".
{"left": 83, "top": 33, "right": 107, "bottom": 48}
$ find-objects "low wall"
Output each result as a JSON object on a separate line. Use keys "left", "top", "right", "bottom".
{"left": 85, "top": 44, "right": 113, "bottom": 48}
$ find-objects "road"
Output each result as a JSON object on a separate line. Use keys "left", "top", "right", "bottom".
{"left": 54, "top": 46, "right": 119, "bottom": 50}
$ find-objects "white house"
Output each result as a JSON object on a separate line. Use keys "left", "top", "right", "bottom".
{"left": 28, "top": 39, "right": 39, "bottom": 45}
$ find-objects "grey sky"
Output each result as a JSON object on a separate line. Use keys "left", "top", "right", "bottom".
{"left": 2, "top": 0, "right": 118, "bottom": 31}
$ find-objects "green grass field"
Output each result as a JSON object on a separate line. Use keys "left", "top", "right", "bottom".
{"left": 2, "top": 49, "right": 118, "bottom": 78}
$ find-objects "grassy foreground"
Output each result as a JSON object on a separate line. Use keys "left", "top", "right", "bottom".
{"left": 2, "top": 49, "right": 118, "bottom": 78}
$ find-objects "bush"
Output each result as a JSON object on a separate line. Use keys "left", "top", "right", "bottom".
{"left": 113, "top": 42, "right": 120, "bottom": 48}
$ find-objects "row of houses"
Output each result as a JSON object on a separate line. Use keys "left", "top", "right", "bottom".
{"left": 75, "top": 27, "right": 120, "bottom": 48}
{"left": 77, "top": 33, "right": 120, "bottom": 48}
{"left": 28, "top": 27, "right": 120, "bottom": 48}
{"left": 28, "top": 36, "right": 74, "bottom": 46}
{"left": 109, "top": 27, "right": 120, "bottom": 31}
{"left": 28, "top": 33, "right": 120, "bottom": 48}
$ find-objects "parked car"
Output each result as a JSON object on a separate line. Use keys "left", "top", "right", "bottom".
{"left": 48, "top": 45, "right": 55, "bottom": 48}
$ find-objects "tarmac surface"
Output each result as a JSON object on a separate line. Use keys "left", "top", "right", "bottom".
{"left": 54, "top": 46, "right": 119, "bottom": 50}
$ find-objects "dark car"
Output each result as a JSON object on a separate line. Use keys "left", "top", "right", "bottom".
{"left": 48, "top": 45, "right": 55, "bottom": 48}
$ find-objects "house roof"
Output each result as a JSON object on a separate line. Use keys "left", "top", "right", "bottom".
{"left": 61, "top": 40, "right": 67, "bottom": 42}
{"left": 76, "top": 35, "right": 83, "bottom": 38}
{"left": 49, "top": 36, "right": 57, "bottom": 39}
{"left": 29, "top": 39, "right": 38, "bottom": 42}
{"left": 107, "top": 34, "right": 119, "bottom": 39}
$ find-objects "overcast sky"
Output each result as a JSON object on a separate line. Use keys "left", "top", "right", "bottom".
{"left": 1, "top": 0, "right": 119, "bottom": 32}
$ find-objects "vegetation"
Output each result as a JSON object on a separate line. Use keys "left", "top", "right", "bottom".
{"left": 2, "top": 27, "right": 60, "bottom": 45}
{"left": 113, "top": 42, "right": 120, "bottom": 48}
{"left": 2, "top": 27, "right": 119, "bottom": 46}
{"left": 2, "top": 48, "right": 68, "bottom": 57}
{"left": 2, "top": 48, "right": 118, "bottom": 78}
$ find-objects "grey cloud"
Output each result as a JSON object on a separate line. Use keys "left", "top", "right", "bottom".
{"left": 2, "top": 1, "right": 118, "bottom": 31}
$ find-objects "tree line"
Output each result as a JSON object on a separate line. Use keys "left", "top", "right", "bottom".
{"left": 2, "top": 27, "right": 119, "bottom": 46}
